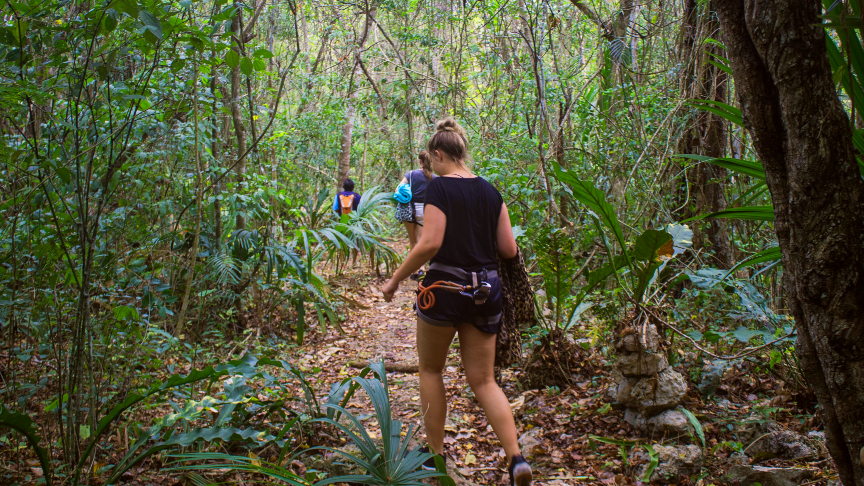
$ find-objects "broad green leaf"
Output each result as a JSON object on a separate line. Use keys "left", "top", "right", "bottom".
{"left": 0, "top": 406, "right": 52, "bottom": 485}
{"left": 139, "top": 11, "right": 162, "bottom": 40}
{"left": 240, "top": 56, "right": 253, "bottom": 75}
{"left": 731, "top": 326, "right": 760, "bottom": 343}
{"left": 634, "top": 230, "right": 673, "bottom": 262}
{"left": 103, "top": 12, "right": 118, "bottom": 32}
{"left": 115, "top": 0, "right": 139, "bottom": 17}
{"left": 253, "top": 58, "right": 266, "bottom": 72}
{"left": 113, "top": 305, "right": 140, "bottom": 321}
{"left": 666, "top": 223, "right": 693, "bottom": 256}
{"left": 552, "top": 163, "right": 626, "bottom": 252}
{"left": 226, "top": 49, "right": 240, "bottom": 68}
{"left": 254, "top": 48, "right": 274, "bottom": 58}
{"left": 170, "top": 58, "right": 186, "bottom": 73}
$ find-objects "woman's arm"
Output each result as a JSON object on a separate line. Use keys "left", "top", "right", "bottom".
{"left": 496, "top": 203, "right": 518, "bottom": 259}
{"left": 382, "top": 204, "right": 446, "bottom": 301}
{"left": 399, "top": 176, "right": 408, "bottom": 185}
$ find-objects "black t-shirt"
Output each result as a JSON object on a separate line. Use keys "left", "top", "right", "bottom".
{"left": 424, "top": 176, "right": 503, "bottom": 272}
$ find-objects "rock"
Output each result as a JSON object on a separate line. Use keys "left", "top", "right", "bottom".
{"left": 624, "top": 409, "right": 644, "bottom": 429}
{"left": 518, "top": 427, "right": 545, "bottom": 460}
{"left": 616, "top": 376, "right": 640, "bottom": 407}
{"left": 739, "top": 419, "right": 816, "bottom": 460}
{"left": 617, "top": 334, "right": 640, "bottom": 352}
{"left": 697, "top": 360, "right": 728, "bottom": 398}
{"left": 726, "top": 465, "right": 814, "bottom": 486}
{"left": 606, "top": 369, "right": 624, "bottom": 403}
{"left": 637, "top": 444, "right": 702, "bottom": 481}
{"left": 618, "top": 352, "right": 669, "bottom": 377}
{"left": 807, "top": 430, "right": 825, "bottom": 442}
{"left": 616, "top": 324, "right": 661, "bottom": 353}
{"left": 629, "top": 368, "right": 687, "bottom": 415}
{"left": 645, "top": 409, "right": 690, "bottom": 436}
{"left": 624, "top": 409, "right": 690, "bottom": 436}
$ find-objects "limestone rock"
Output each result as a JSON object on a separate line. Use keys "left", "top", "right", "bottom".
{"left": 617, "top": 334, "right": 640, "bottom": 353}
{"left": 518, "top": 427, "right": 545, "bottom": 460}
{"left": 726, "top": 465, "right": 814, "bottom": 486}
{"left": 629, "top": 368, "right": 687, "bottom": 415}
{"left": 606, "top": 369, "right": 623, "bottom": 403}
{"left": 645, "top": 409, "right": 690, "bottom": 436}
{"left": 623, "top": 409, "right": 690, "bottom": 436}
{"left": 616, "top": 376, "right": 640, "bottom": 407}
{"left": 618, "top": 352, "right": 669, "bottom": 377}
{"left": 623, "top": 408, "right": 644, "bottom": 429}
{"left": 637, "top": 444, "right": 702, "bottom": 481}
{"left": 738, "top": 419, "right": 816, "bottom": 460}
{"left": 697, "top": 360, "right": 728, "bottom": 398}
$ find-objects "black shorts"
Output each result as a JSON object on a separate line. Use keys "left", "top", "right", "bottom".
{"left": 415, "top": 269, "right": 503, "bottom": 334}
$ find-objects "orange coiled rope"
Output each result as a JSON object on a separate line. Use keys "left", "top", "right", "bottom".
{"left": 416, "top": 280, "right": 468, "bottom": 310}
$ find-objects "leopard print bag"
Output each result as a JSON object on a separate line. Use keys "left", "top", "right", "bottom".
{"left": 495, "top": 248, "right": 536, "bottom": 367}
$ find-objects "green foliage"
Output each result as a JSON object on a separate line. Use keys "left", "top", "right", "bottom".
{"left": 679, "top": 407, "right": 705, "bottom": 448}
{"left": 0, "top": 406, "right": 52, "bottom": 486}
{"left": 307, "top": 360, "right": 448, "bottom": 486}
{"left": 171, "top": 360, "right": 451, "bottom": 486}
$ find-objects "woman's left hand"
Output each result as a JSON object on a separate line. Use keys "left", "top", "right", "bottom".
{"left": 382, "top": 279, "right": 399, "bottom": 302}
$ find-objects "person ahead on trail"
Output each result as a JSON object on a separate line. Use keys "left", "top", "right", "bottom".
{"left": 382, "top": 118, "right": 533, "bottom": 486}
{"left": 396, "top": 151, "right": 436, "bottom": 250}
{"left": 333, "top": 178, "right": 361, "bottom": 217}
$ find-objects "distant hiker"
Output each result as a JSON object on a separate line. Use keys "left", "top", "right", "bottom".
{"left": 382, "top": 118, "right": 533, "bottom": 486}
{"left": 333, "top": 178, "right": 361, "bottom": 217}
{"left": 394, "top": 150, "right": 436, "bottom": 250}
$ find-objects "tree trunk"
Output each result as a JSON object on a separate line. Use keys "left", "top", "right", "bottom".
{"left": 715, "top": 0, "right": 864, "bottom": 483}
{"left": 336, "top": 6, "right": 376, "bottom": 192}
{"left": 211, "top": 76, "right": 222, "bottom": 251}
{"left": 230, "top": 4, "right": 248, "bottom": 230}
{"left": 675, "top": 0, "right": 732, "bottom": 268}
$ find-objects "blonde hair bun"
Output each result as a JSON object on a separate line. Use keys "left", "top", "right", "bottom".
{"left": 428, "top": 117, "right": 469, "bottom": 162}
{"left": 435, "top": 118, "right": 467, "bottom": 140}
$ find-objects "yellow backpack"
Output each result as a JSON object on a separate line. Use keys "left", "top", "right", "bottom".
{"left": 338, "top": 193, "right": 355, "bottom": 215}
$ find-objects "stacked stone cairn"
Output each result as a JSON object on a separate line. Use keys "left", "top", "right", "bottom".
{"left": 610, "top": 322, "right": 690, "bottom": 436}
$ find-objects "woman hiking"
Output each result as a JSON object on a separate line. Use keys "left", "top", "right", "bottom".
{"left": 394, "top": 151, "right": 436, "bottom": 250}
{"left": 382, "top": 118, "right": 532, "bottom": 486}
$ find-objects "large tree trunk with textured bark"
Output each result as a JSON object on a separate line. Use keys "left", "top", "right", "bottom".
{"left": 715, "top": 0, "right": 864, "bottom": 483}
{"left": 676, "top": 0, "right": 732, "bottom": 268}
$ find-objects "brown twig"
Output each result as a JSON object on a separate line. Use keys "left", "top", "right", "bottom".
{"left": 642, "top": 308, "right": 795, "bottom": 361}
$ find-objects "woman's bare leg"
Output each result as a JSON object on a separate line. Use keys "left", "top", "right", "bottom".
{"left": 415, "top": 224, "right": 424, "bottom": 247}
{"left": 404, "top": 222, "right": 418, "bottom": 249}
{"left": 458, "top": 323, "right": 522, "bottom": 459}
{"left": 416, "top": 317, "right": 457, "bottom": 455}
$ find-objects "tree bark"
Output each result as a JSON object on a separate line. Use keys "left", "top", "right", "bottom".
{"left": 715, "top": 0, "right": 864, "bottom": 483}
{"left": 676, "top": 0, "right": 732, "bottom": 268}
{"left": 230, "top": 3, "right": 248, "bottom": 230}
{"left": 336, "top": 5, "right": 376, "bottom": 192}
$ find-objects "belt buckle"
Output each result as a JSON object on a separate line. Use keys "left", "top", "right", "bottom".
{"left": 472, "top": 282, "right": 491, "bottom": 305}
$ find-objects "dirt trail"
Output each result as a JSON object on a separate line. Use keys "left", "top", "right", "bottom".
{"left": 301, "top": 240, "right": 619, "bottom": 485}
{"left": 311, "top": 242, "right": 521, "bottom": 485}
